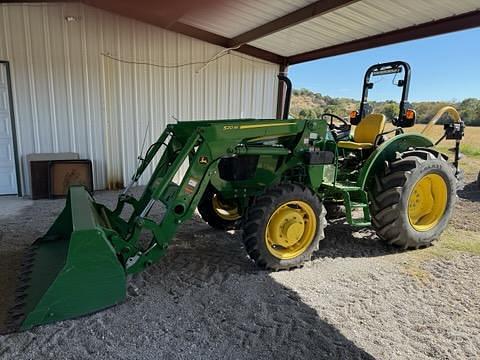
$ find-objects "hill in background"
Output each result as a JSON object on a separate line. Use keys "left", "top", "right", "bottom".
{"left": 291, "top": 88, "right": 480, "bottom": 125}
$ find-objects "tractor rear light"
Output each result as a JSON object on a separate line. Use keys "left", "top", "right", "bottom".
{"left": 349, "top": 110, "right": 360, "bottom": 125}
{"left": 405, "top": 109, "right": 416, "bottom": 120}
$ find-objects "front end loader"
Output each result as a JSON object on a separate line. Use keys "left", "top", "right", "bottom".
{"left": 2, "top": 61, "right": 464, "bottom": 333}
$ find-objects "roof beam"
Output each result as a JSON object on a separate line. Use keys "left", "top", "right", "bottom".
{"left": 229, "top": 0, "right": 360, "bottom": 47}
{"left": 288, "top": 10, "right": 480, "bottom": 64}
{"left": 169, "top": 23, "right": 286, "bottom": 64}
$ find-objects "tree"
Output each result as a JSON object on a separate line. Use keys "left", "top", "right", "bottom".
{"left": 383, "top": 103, "right": 400, "bottom": 121}
{"left": 298, "top": 108, "right": 317, "bottom": 119}
{"left": 459, "top": 98, "right": 480, "bottom": 124}
{"left": 290, "top": 88, "right": 480, "bottom": 126}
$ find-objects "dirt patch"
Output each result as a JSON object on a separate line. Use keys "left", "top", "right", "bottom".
{"left": 453, "top": 177, "right": 480, "bottom": 232}
{"left": 0, "top": 185, "right": 479, "bottom": 359}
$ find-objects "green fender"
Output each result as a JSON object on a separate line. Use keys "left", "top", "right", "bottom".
{"left": 357, "top": 133, "right": 434, "bottom": 190}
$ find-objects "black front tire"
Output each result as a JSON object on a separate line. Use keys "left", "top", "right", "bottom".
{"left": 242, "top": 184, "right": 326, "bottom": 271}
{"left": 371, "top": 149, "right": 456, "bottom": 249}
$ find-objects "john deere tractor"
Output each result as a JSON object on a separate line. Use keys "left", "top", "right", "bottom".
{"left": 3, "top": 61, "right": 464, "bottom": 333}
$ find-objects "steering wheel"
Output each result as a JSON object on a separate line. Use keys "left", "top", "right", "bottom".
{"left": 321, "top": 113, "right": 350, "bottom": 130}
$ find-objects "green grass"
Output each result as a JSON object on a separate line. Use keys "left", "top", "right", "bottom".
{"left": 459, "top": 143, "right": 480, "bottom": 157}
{"left": 436, "top": 143, "right": 480, "bottom": 157}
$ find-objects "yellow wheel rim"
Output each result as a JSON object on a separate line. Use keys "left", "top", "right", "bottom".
{"left": 408, "top": 173, "right": 448, "bottom": 232}
{"left": 212, "top": 195, "right": 241, "bottom": 221}
{"left": 265, "top": 201, "right": 317, "bottom": 260}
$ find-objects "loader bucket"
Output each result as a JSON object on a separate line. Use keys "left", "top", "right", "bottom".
{"left": 4, "top": 186, "right": 126, "bottom": 333}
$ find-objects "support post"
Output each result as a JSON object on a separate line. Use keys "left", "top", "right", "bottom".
{"left": 276, "top": 64, "right": 289, "bottom": 119}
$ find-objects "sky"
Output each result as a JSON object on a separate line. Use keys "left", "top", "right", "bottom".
{"left": 289, "top": 28, "right": 480, "bottom": 102}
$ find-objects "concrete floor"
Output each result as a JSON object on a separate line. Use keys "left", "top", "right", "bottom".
{"left": 0, "top": 196, "right": 33, "bottom": 220}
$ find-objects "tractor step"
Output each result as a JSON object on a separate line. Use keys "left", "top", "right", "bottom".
{"left": 349, "top": 221, "right": 371, "bottom": 227}
{"left": 342, "top": 189, "right": 371, "bottom": 227}
{"left": 350, "top": 201, "right": 369, "bottom": 208}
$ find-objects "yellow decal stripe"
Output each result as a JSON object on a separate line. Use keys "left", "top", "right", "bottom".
{"left": 239, "top": 122, "right": 296, "bottom": 130}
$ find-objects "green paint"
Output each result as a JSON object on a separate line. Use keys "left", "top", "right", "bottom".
{"left": 357, "top": 133, "right": 434, "bottom": 190}
{"left": 18, "top": 187, "right": 125, "bottom": 331}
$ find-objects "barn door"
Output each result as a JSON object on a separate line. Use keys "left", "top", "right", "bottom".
{"left": 0, "top": 63, "right": 18, "bottom": 195}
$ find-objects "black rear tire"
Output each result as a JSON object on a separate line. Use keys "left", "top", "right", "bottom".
{"left": 242, "top": 183, "right": 326, "bottom": 270}
{"left": 371, "top": 149, "right": 456, "bottom": 249}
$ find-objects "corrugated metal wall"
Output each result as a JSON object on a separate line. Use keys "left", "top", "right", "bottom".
{"left": 0, "top": 3, "right": 279, "bottom": 195}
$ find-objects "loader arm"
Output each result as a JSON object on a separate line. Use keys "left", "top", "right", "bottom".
{"left": 110, "top": 119, "right": 308, "bottom": 274}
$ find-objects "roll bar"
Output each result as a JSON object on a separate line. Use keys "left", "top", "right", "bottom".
{"left": 354, "top": 61, "right": 412, "bottom": 127}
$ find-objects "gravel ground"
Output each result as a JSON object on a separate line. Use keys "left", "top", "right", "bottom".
{"left": 0, "top": 179, "right": 479, "bottom": 360}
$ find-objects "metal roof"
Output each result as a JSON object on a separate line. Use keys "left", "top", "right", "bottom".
{"left": 245, "top": 0, "right": 480, "bottom": 57}
{"left": 181, "top": 0, "right": 318, "bottom": 38}
{"left": 4, "top": 0, "right": 480, "bottom": 65}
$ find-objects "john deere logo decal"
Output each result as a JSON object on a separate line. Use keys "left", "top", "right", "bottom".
{"left": 199, "top": 156, "right": 208, "bottom": 164}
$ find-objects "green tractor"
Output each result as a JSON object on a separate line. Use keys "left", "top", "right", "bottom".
{"left": 4, "top": 61, "right": 464, "bottom": 333}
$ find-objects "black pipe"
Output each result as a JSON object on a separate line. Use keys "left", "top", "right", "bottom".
{"left": 277, "top": 74, "right": 292, "bottom": 120}
{"left": 454, "top": 140, "right": 460, "bottom": 175}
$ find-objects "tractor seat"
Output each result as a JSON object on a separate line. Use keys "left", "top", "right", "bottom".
{"left": 337, "top": 114, "right": 386, "bottom": 150}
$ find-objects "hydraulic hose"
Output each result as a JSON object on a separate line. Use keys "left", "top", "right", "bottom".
{"left": 421, "top": 106, "right": 461, "bottom": 135}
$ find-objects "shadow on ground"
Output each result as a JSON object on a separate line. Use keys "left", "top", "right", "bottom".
{"left": 315, "top": 219, "right": 401, "bottom": 260}
{"left": 457, "top": 179, "right": 480, "bottom": 202}
{"left": 0, "top": 193, "right": 377, "bottom": 359}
